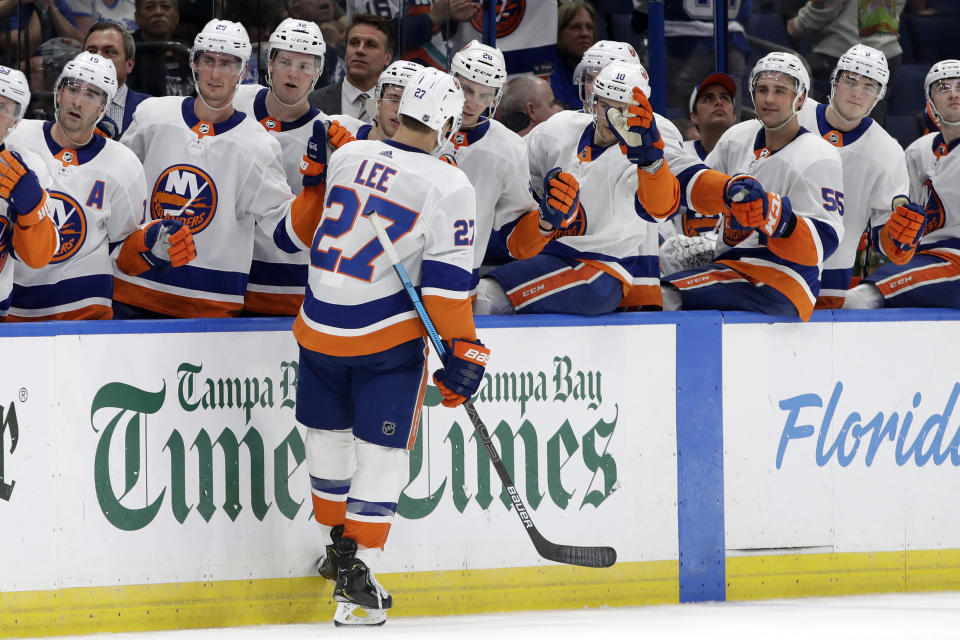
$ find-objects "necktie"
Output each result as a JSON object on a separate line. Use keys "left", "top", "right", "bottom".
{"left": 358, "top": 92, "right": 369, "bottom": 122}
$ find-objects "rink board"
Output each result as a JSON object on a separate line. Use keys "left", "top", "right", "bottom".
{"left": 0, "top": 317, "right": 679, "bottom": 638}
{"left": 3, "top": 310, "right": 960, "bottom": 637}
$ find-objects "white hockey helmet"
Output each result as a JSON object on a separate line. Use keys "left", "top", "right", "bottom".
{"left": 376, "top": 60, "right": 424, "bottom": 100}
{"left": 0, "top": 65, "right": 30, "bottom": 124}
{"left": 925, "top": 59, "right": 960, "bottom": 125}
{"left": 55, "top": 51, "right": 118, "bottom": 107}
{"left": 749, "top": 51, "right": 809, "bottom": 128}
{"left": 269, "top": 18, "right": 326, "bottom": 61}
{"left": 451, "top": 40, "right": 506, "bottom": 115}
{"left": 831, "top": 44, "right": 889, "bottom": 100}
{"left": 192, "top": 19, "right": 252, "bottom": 67}
{"left": 573, "top": 40, "right": 640, "bottom": 102}
{"left": 591, "top": 60, "right": 651, "bottom": 105}
{"left": 398, "top": 67, "right": 464, "bottom": 153}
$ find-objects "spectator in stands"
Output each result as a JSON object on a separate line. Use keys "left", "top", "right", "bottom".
{"left": 127, "top": 0, "right": 192, "bottom": 96}
{"left": 786, "top": 0, "right": 906, "bottom": 122}
{"left": 632, "top": 0, "right": 750, "bottom": 114}
{"left": 343, "top": 0, "right": 479, "bottom": 69}
{"left": 289, "top": 0, "right": 345, "bottom": 87}
{"left": 65, "top": 0, "right": 136, "bottom": 34}
{"left": 498, "top": 75, "right": 563, "bottom": 136}
{"left": 687, "top": 72, "right": 737, "bottom": 159}
{"left": 83, "top": 21, "right": 149, "bottom": 136}
{"left": 308, "top": 14, "right": 394, "bottom": 122}
{"left": 550, "top": 0, "right": 597, "bottom": 110}
{"left": 2, "top": 0, "right": 82, "bottom": 64}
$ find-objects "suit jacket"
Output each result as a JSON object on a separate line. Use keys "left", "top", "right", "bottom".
{"left": 308, "top": 81, "right": 342, "bottom": 116}
{"left": 123, "top": 88, "right": 151, "bottom": 135}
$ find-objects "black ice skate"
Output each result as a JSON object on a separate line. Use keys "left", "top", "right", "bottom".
{"left": 316, "top": 524, "right": 344, "bottom": 582}
{"left": 331, "top": 535, "right": 392, "bottom": 627}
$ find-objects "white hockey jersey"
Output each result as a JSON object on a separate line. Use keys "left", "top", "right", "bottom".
{"left": 0, "top": 142, "right": 58, "bottom": 317}
{"left": 798, "top": 100, "right": 908, "bottom": 307}
{"left": 904, "top": 132, "right": 960, "bottom": 263}
{"left": 119, "top": 96, "right": 294, "bottom": 317}
{"left": 233, "top": 84, "right": 327, "bottom": 315}
{"left": 525, "top": 109, "right": 714, "bottom": 307}
{"left": 705, "top": 119, "right": 845, "bottom": 320}
{"left": 447, "top": 117, "right": 538, "bottom": 292}
{"left": 6, "top": 120, "right": 146, "bottom": 320}
{"left": 277, "top": 138, "right": 478, "bottom": 357}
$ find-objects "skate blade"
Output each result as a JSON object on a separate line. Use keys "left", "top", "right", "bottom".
{"left": 333, "top": 603, "right": 387, "bottom": 627}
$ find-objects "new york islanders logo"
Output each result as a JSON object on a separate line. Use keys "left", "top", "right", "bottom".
{"left": 553, "top": 201, "right": 587, "bottom": 239}
{"left": 470, "top": 0, "right": 525, "bottom": 38}
{"left": 920, "top": 179, "right": 945, "bottom": 235}
{"left": 151, "top": 164, "right": 218, "bottom": 233}
{"left": 48, "top": 191, "right": 87, "bottom": 264}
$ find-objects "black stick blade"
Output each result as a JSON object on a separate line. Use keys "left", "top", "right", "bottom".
{"left": 530, "top": 529, "right": 617, "bottom": 568}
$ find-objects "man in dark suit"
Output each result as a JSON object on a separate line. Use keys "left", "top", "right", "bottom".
{"left": 309, "top": 14, "right": 394, "bottom": 121}
{"left": 83, "top": 21, "right": 151, "bottom": 138}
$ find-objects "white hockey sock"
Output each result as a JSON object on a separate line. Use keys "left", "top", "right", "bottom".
{"left": 343, "top": 442, "right": 408, "bottom": 551}
{"left": 306, "top": 427, "right": 356, "bottom": 532}
{"left": 661, "top": 283, "right": 682, "bottom": 311}
{"left": 474, "top": 278, "right": 515, "bottom": 315}
{"left": 842, "top": 283, "right": 884, "bottom": 309}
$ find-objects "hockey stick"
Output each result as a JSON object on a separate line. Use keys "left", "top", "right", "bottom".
{"left": 364, "top": 210, "right": 617, "bottom": 569}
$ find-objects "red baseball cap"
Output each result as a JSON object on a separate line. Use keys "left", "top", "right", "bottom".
{"left": 689, "top": 72, "right": 736, "bottom": 114}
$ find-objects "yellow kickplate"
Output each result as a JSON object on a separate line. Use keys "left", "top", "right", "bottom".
{"left": 1, "top": 560, "right": 677, "bottom": 638}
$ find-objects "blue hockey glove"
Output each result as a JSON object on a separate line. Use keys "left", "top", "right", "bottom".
{"left": 722, "top": 174, "right": 795, "bottom": 238}
{"left": 0, "top": 150, "right": 48, "bottom": 224}
{"left": 300, "top": 120, "right": 329, "bottom": 188}
{"left": 605, "top": 88, "right": 664, "bottom": 170}
{"left": 884, "top": 198, "right": 926, "bottom": 252}
{"left": 141, "top": 218, "right": 196, "bottom": 270}
{"left": 539, "top": 167, "right": 580, "bottom": 229}
{"left": 433, "top": 338, "right": 491, "bottom": 408}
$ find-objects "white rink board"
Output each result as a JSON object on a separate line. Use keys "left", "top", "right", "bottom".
{"left": 0, "top": 324, "right": 678, "bottom": 592}
{"left": 723, "top": 320, "right": 960, "bottom": 553}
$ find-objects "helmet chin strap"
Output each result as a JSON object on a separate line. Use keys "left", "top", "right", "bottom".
{"left": 828, "top": 84, "right": 875, "bottom": 125}
{"left": 931, "top": 101, "right": 960, "bottom": 127}
{"left": 53, "top": 102, "right": 102, "bottom": 147}
{"left": 192, "top": 65, "right": 242, "bottom": 113}
{"left": 266, "top": 67, "right": 319, "bottom": 109}
{"left": 762, "top": 110, "right": 797, "bottom": 133}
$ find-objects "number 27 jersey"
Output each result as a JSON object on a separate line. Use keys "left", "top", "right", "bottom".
{"left": 287, "top": 139, "right": 478, "bottom": 357}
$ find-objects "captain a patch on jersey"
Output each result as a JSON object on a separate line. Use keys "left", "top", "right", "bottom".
{"left": 150, "top": 164, "right": 219, "bottom": 233}
{"left": 48, "top": 191, "right": 88, "bottom": 264}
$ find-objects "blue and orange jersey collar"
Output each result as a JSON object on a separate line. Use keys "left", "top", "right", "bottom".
{"left": 932, "top": 132, "right": 960, "bottom": 158}
{"left": 252, "top": 87, "right": 320, "bottom": 132}
{"left": 753, "top": 125, "right": 809, "bottom": 158}
{"left": 181, "top": 96, "right": 246, "bottom": 137}
{"left": 816, "top": 102, "right": 872, "bottom": 147}
{"left": 42, "top": 120, "right": 106, "bottom": 165}
{"left": 692, "top": 139, "right": 708, "bottom": 160}
{"left": 576, "top": 122, "right": 613, "bottom": 164}
{"left": 451, "top": 117, "right": 491, "bottom": 149}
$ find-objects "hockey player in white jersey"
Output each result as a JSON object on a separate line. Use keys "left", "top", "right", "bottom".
{"left": 571, "top": 40, "right": 641, "bottom": 111}
{"left": 233, "top": 18, "right": 327, "bottom": 316}
{"left": 845, "top": 59, "right": 960, "bottom": 309}
{"left": 118, "top": 19, "right": 295, "bottom": 318}
{"left": 0, "top": 66, "right": 59, "bottom": 319}
{"left": 6, "top": 52, "right": 195, "bottom": 321}
{"left": 797, "top": 44, "right": 918, "bottom": 308}
{"left": 476, "top": 57, "right": 768, "bottom": 314}
{"left": 274, "top": 67, "right": 487, "bottom": 626}
{"left": 444, "top": 40, "right": 579, "bottom": 296}
{"left": 324, "top": 60, "right": 425, "bottom": 146}
{"left": 663, "top": 52, "right": 844, "bottom": 321}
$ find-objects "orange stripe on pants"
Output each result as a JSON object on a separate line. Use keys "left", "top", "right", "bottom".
{"left": 344, "top": 520, "right": 392, "bottom": 550}
{"left": 312, "top": 495, "right": 346, "bottom": 527}
{"left": 507, "top": 263, "right": 601, "bottom": 308}
{"left": 876, "top": 261, "right": 960, "bottom": 298}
